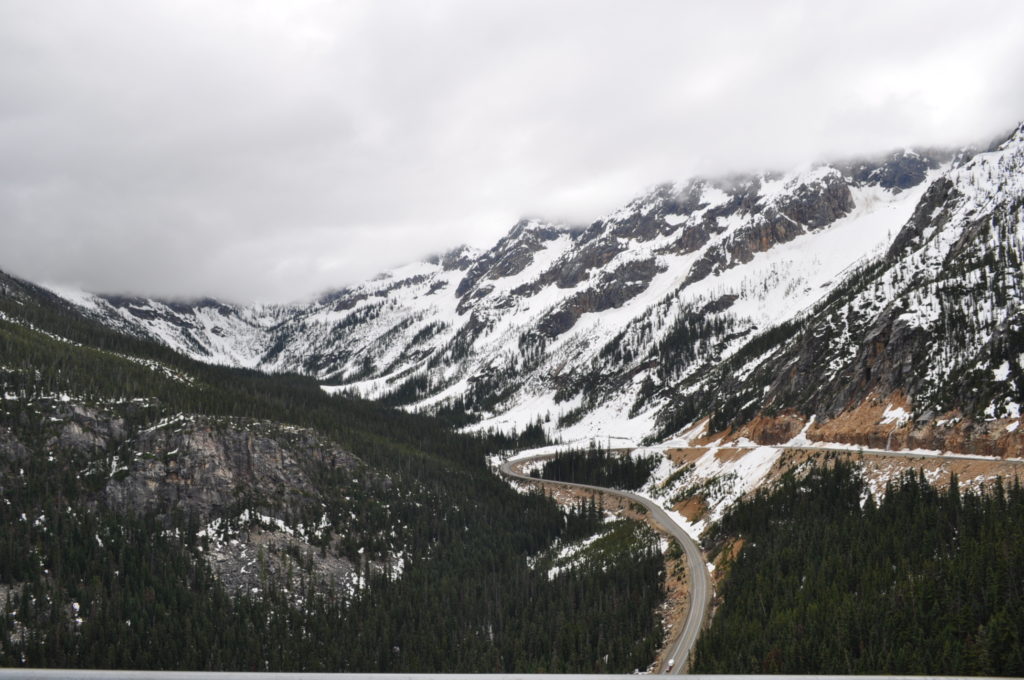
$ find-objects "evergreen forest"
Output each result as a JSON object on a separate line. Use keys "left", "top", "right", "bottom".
{"left": 533, "top": 445, "right": 658, "bottom": 491}
{"left": 0, "top": 276, "right": 665, "bottom": 671}
{"left": 693, "top": 461, "right": 1024, "bottom": 676}
{"left": 5, "top": 272, "right": 1024, "bottom": 674}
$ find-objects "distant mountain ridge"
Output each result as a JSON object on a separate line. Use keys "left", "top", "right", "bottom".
{"left": 40, "top": 131, "right": 1024, "bottom": 454}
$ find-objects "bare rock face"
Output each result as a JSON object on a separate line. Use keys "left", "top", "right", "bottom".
{"left": 681, "top": 171, "right": 854, "bottom": 288}
{"left": 437, "top": 244, "right": 477, "bottom": 271}
{"left": 104, "top": 418, "right": 361, "bottom": 520}
{"left": 543, "top": 238, "right": 625, "bottom": 290}
{"left": 886, "top": 177, "right": 958, "bottom": 258}
{"left": 538, "top": 258, "right": 666, "bottom": 337}
{"left": 101, "top": 416, "right": 382, "bottom": 596}
{"left": 839, "top": 149, "right": 953, "bottom": 192}
{"left": 738, "top": 412, "right": 807, "bottom": 445}
{"left": 1, "top": 402, "right": 132, "bottom": 472}
{"left": 45, "top": 404, "right": 125, "bottom": 454}
{"left": 456, "top": 219, "right": 565, "bottom": 298}
{"left": 773, "top": 170, "right": 855, "bottom": 229}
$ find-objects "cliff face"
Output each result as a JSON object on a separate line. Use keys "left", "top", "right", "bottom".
{"left": 105, "top": 418, "right": 362, "bottom": 518}
{"left": 0, "top": 393, "right": 401, "bottom": 596}
{"left": 102, "top": 414, "right": 404, "bottom": 595}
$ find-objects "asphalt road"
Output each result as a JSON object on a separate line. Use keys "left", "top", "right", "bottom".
{"left": 712, "top": 442, "right": 1024, "bottom": 466}
{"left": 499, "top": 456, "right": 712, "bottom": 674}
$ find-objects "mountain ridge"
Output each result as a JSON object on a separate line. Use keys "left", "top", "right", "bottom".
{"left": 36, "top": 133, "right": 1024, "bottom": 455}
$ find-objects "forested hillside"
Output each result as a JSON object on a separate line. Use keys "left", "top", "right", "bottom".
{"left": 693, "top": 462, "right": 1024, "bottom": 676}
{"left": 0, "top": 274, "right": 665, "bottom": 671}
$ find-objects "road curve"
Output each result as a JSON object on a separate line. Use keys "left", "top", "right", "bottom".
{"left": 499, "top": 456, "right": 712, "bottom": 674}
{"left": 497, "top": 442, "right": 1022, "bottom": 671}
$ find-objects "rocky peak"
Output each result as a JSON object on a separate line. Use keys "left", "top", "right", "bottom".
{"left": 455, "top": 218, "right": 566, "bottom": 297}
{"left": 837, "top": 147, "right": 957, "bottom": 192}
{"left": 163, "top": 297, "right": 241, "bottom": 317}
{"left": 766, "top": 167, "right": 854, "bottom": 229}
{"left": 430, "top": 244, "right": 480, "bottom": 271}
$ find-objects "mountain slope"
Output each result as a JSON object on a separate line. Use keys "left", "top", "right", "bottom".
{"left": 660, "top": 124, "right": 1024, "bottom": 455}
{"left": 50, "top": 148, "right": 961, "bottom": 445}
{"left": 1, "top": 262, "right": 671, "bottom": 672}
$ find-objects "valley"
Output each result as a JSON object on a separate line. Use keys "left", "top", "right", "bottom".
{"left": 3, "top": 2, "right": 1023, "bottom": 674}
{"left": 2, "top": 118, "right": 1022, "bottom": 674}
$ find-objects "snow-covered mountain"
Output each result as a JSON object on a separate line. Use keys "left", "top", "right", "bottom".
{"left": 662, "top": 124, "right": 1024, "bottom": 456}
{"left": 50, "top": 141, "right": 995, "bottom": 448}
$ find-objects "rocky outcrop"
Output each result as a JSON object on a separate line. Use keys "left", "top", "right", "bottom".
{"left": 738, "top": 412, "right": 807, "bottom": 445}
{"left": 756, "top": 306, "right": 932, "bottom": 420}
{"left": 517, "top": 235, "right": 625, "bottom": 293}
{"left": 0, "top": 394, "right": 395, "bottom": 598}
{"left": 95, "top": 415, "right": 396, "bottom": 596}
{"left": 839, "top": 149, "right": 955, "bottom": 192}
{"left": 538, "top": 258, "right": 666, "bottom": 337}
{"left": 47, "top": 405, "right": 126, "bottom": 453}
{"left": 456, "top": 219, "right": 565, "bottom": 297}
{"left": 427, "top": 244, "right": 478, "bottom": 271}
{"left": 661, "top": 218, "right": 717, "bottom": 255}
{"left": 773, "top": 170, "right": 855, "bottom": 229}
{"left": 105, "top": 418, "right": 362, "bottom": 519}
{"left": 203, "top": 525, "right": 360, "bottom": 598}
{"left": 700, "top": 294, "right": 739, "bottom": 315}
{"left": 681, "top": 171, "right": 854, "bottom": 287}
{"left": 886, "top": 177, "right": 959, "bottom": 258}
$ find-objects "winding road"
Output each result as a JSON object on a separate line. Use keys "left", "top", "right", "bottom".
{"left": 498, "top": 441, "right": 1024, "bottom": 672}
{"left": 499, "top": 455, "right": 712, "bottom": 674}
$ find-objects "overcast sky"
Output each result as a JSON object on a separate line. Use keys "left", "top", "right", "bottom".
{"left": 2, "top": 0, "right": 1023, "bottom": 303}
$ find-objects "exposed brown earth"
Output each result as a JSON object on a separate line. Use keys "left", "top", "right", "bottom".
{"left": 720, "top": 537, "right": 745, "bottom": 566}
{"left": 739, "top": 412, "right": 807, "bottom": 444}
{"left": 653, "top": 548, "right": 690, "bottom": 674}
{"left": 729, "top": 394, "right": 1024, "bottom": 459}
{"left": 691, "top": 427, "right": 735, "bottom": 447}
{"left": 673, "top": 496, "right": 707, "bottom": 523}
{"left": 709, "top": 537, "right": 745, "bottom": 590}
{"left": 666, "top": 447, "right": 707, "bottom": 465}
{"left": 713, "top": 448, "right": 746, "bottom": 462}
{"left": 809, "top": 407, "right": 1024, "bottom": 459}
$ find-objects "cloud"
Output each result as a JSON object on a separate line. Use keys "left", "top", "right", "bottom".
{"left": 1, "top": 0, "right": 1023, "bottom": 302}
